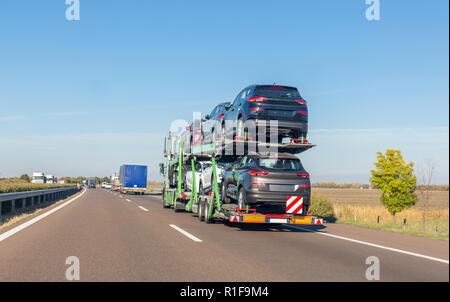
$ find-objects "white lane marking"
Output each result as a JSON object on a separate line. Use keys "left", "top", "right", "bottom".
{"left": 0, "top": 189, "right": 87, "bottom": 243}
{"left": 169, "top": 224, "right": 202, "bottom": 242}
{"left": 126, "top": 199, "right": 131, "bottom": 202}
{"left": 138, "top": 206, "right": 149, "bottom": 212}
{"left": 285, "top": 225, "right": 449, "bottom": 265}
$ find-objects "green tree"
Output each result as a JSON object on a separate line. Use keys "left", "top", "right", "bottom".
{"left": 370, "top": 150, "right": 417, "bottom": 224}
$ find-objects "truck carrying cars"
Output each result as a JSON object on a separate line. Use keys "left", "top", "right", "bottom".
{"left": 159, "top": 85, "right": 322, "bottom": 226}
{"left": 119, "top": 164, "right": 148, "bottom": 194}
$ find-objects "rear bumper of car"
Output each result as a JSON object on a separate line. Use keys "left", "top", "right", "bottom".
{"left": 252, "top": 119, "right": 307, "bottom": 135}
{"left": 245, "top": 190, "right": 310, "bottom": 206}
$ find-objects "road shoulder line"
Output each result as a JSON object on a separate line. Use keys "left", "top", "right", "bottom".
{"left": 285, "top": 225, "right": 449, "bottom": 264}
{"left": 138, "top": 206, "right": 149, "bottom": 212}
{"left": 169, "top": 224, "right": 202, "bottom": 242}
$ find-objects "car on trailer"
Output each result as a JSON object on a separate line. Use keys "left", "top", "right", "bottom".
{"left": 222, "top": 84, "right": 308, "bottom": 143}
{"left": 220, "top": 153, "right": 311, "bottom": 214}
{"left": 202, "top": 102, "right": 232, "bottom": 144}
{"left": 184, "top": 161, "right": 228, "bottom": 195}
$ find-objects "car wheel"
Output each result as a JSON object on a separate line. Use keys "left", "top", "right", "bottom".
{"left": 238, "top": 187, "right": 247, "bottom": 209}
{"left": 162, "top": 189, "right": 170, "bottom": 208}
{"left": 221, "top": 183, "right": 230, "bottom": 204}
{"left": 198, "top": 198, "right": 204, "bottom": 221}
{"left": 174, "top": 197, "right": 182, "bottom": 212}
{"left": 198, "top": 181, "right": 203, "bottom": 197}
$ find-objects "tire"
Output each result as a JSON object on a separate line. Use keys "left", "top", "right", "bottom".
{"left": 174, "top": 198, "right": 181, "bottom": 212}
{"left": 198, "top": 181, "right": 203, "bottom": 197}
{"left": 238, "top": 187, "right": 247, "bottom": 209}
{"left": 198, "top": 198, "right": 205, "bottom": 221}
{"left": 162, "top": 189, "right": 170, "bottom": 208}
{"left": 221, "top": 183, "right": 230, "bottom": 204}
{"left": 204, "top": 200, "right": 213, "bottom": 224}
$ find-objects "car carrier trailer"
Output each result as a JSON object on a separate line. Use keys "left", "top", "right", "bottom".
{"left": 160, "top": 133, "right": 324, "bottom": 226}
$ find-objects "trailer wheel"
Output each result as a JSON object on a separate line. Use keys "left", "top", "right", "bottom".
{"left": 174, "top": 198, "right": 181, "bottom": 212}
{"left": 198, "top": 199, "right": 205, "bottom": 221}
{"left": 221, "top": 183, "right": 230, "bottom": 203}
{"left": 204, "top": 200, "right": 214, "bottom": 224}
{"left": 238, "top": 188, "right": 247, "bottom": 209}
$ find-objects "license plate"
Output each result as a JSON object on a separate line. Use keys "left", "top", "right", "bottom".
{"left": 268, "top": 110, "right": 292, "bottom": 118}
{"left": 269, "top": 218, "right": 288, "bottom": 224}
{"left": 270, "top": 185, "right": 294, "bottom": 192}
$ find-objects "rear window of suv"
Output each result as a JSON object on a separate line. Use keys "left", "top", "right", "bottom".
{"left": 255, "top": 86, "right": 301, "bottom": 99}
{"left": 257, "top": 157, "right": 303, "bottom": 171}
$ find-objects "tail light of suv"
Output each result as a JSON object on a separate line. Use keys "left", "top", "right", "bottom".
{"left": 247, "top": 96, "right": 268, "bottom": 102}
{"left": 295, "top": 99, "right": 307, "bottom": 105}
{"left": 297, "top": 172, "right": 310, "bottom": 179}
{"left": 248, "top": 170, "right": 269, "bottom": 176}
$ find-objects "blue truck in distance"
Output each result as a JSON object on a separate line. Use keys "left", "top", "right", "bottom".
{"left": 119, "top": 164, "right": 148, "bottom": 195}
{"left": 88, "top": 178, "right": 96, "bottom": 188}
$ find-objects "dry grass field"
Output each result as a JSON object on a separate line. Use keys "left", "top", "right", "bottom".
{"left": 313, "top": 188, "right": 449, "bottom": 240}
{"left": 312, "top": 188, "right": 449, "bottom": 209}
{"left": 147, "top": 181, "right": 163, "bottom": 193}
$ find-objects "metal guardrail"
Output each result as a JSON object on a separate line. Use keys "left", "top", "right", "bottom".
{"left": 0, "top": 187, "right": 79, "bottom": 216}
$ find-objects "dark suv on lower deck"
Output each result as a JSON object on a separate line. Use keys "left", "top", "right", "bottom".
{"left": 222, "top": 84, "right": 308, "bottom": 142}
{"left": 221, "top": 153, "right": 311, "bottom": 213}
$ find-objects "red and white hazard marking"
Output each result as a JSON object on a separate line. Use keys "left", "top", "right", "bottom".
{"left": 286, "top": 196, "right": 303, "bottom": 214}
{"left": 230, "top": 216, "right": 239, "bottom": 222}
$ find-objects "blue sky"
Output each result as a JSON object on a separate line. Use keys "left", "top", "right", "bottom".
{"left": 0, "top": 0, "right": 448, "bottom": 183}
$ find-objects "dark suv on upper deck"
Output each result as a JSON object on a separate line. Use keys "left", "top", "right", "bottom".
{"left": 222, "top": 85, "right": 308, "bottom": 142}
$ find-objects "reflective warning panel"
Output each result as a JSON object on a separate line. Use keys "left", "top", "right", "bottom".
{"left": 230, "top": 216, "right": 240, "bottom": 222}
{"left": 286, "top": 196, "right": 303, "bottom": 214}
{"left": 291, "top": 216, "right": 312, "bottom": 224}
{"left": 243, "top": 215, "right": 266, "bottom": 223}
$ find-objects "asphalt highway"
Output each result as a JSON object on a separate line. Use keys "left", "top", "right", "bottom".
{"left": 0, "top": 189, "right": 448, "bottom": 281}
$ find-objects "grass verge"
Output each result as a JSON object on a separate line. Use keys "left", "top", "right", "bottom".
{"left": 333, "top": 203, "right": 449, "bottom": 241}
